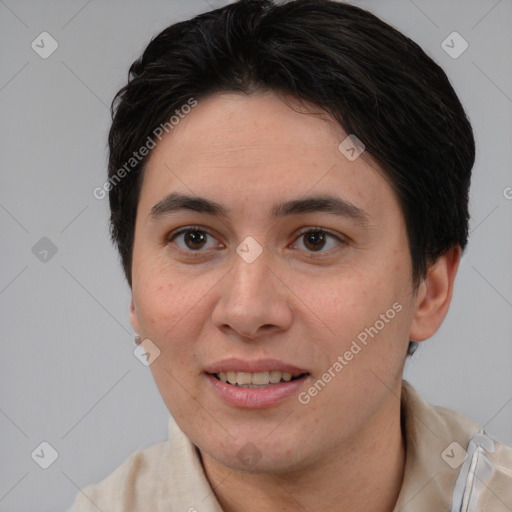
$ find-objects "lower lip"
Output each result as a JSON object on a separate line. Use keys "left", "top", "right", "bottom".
{"left": 206, "top": 373, "right": 310, "bottom": 409}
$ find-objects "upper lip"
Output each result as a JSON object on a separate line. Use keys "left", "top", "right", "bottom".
{"left": 204, "top": 358, "right": 309, "bottom": 376}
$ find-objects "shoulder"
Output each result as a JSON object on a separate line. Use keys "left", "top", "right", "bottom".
{"left": 401, "top": 380, "right": 512, "bottom": 511}
{"left": 65, "top": 440, "right": 169, "bottom": 512}
{"left": 437, "top": 408, "right": 512, "bottom": 512}
{"left": 430, "top": 395, "right": 512, "bottom": 479}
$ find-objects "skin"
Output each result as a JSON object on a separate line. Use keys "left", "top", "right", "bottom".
{"left": 129, "top": 90, "right": 461, "bottom": 511}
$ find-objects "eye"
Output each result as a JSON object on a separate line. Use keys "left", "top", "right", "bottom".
{"left": 168, "top": 226, "right": 222, "bottom": 253}
{"left": 167, "top": 226, "right": 346, "bottom": 256}
{"left": 291, "top": 228, "right": 346, "bottom": 254}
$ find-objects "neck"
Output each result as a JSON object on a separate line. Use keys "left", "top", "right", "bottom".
{"left": 200, "top": 382, "right": 406, "bottom": 512}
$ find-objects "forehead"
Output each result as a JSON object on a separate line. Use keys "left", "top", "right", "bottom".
{"left": 159, "top": 91, "right": 344, "bottom": 165}
{"left": 138, "top": 91, "right": 399, "bottom": 224}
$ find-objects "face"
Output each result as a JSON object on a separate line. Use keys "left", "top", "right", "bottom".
{"left": 130, "top": 90, "right": 418, "bottom": 473}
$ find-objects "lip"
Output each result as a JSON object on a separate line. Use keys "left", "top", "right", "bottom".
{"left": 206, "top": 372, "right": 310, "bottom": 409}
{"left": 204, "top": 358, "right": 308, "bottom": 375}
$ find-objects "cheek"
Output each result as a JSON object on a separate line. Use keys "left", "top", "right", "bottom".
{"left": 313, "top": 269, "right": 392, "bottom": 329}
{"left": 310, "top": 262, "right": 410, "bottom": 364}
{"left": 133, "top": 266, "right": 183, "bottom": 344}
{"left": 134, "top": 248, "right": 184, "bottom": 323}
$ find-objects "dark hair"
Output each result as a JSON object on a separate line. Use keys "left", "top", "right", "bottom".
{"left": 107, "top": 0, "right": 475, "bottom": 356}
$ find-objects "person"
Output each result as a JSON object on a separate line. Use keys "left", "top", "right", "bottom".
{"left": 68, "top": 0, "right": 512, "bottom": 510}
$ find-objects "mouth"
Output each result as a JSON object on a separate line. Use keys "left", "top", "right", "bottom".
{"left": 208, "top": 370, "right": 309, "bottom": 388}
{"left": 204, "top": 358, "right": 311, "bottom": 408}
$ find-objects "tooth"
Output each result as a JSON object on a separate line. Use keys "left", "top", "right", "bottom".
{"left": 237, "top": 372, "right": 252, "bottom": 385}
{"left": 251, "top": 371, "right": 270, "bottom": 385}
{"left": 269, "top": 371, "right": 282, "bottom": 384}
{"left": 220, "top": 370, "right": 300, "bottom": 386}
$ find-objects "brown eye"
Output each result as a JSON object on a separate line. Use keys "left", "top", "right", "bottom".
{"left": 303, "top": 231, "right": 327, "bottom": 251}
{"left": 182, "top": 230, "right": 208, "bottom": 250}
{"left": 293, "top": 228, "right": 345, "bottom": 254}
{"left": 169, "top": 227, "right": 219, "bottom": 252}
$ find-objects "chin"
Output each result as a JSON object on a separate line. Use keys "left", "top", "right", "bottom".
{"left": 202, "top": 433, "right": 316, "bottom": 475}
{"left": 219, "top": 449, "right": 306, "bottom": 475}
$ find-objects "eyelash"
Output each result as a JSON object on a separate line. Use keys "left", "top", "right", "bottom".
{"left": 167, "top": 225, "right": 347, "bottom": 258}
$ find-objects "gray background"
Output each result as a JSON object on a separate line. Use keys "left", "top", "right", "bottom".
{"left": 0, "top": 0, "right": 511, "bottom": 510}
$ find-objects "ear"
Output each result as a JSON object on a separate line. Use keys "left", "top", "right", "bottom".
{"left": 409, "top": 245, "right": 461, "bottom": 342}
{"left": 129, "top": 296, "right": 140, "bottom": 334}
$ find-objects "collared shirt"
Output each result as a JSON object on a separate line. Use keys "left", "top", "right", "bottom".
{"left": 66, "top": 380, "right": 512, "bottom": 511}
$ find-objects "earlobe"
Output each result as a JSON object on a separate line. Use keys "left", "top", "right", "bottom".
{"left": 409, "top": 245, "right": 461, "bottom": 342}
{"left": 129, "top": 297, "right": 140, "bottom": 334}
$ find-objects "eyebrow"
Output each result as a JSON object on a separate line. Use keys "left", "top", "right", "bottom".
{"left": 150, "top": 192, "right": 370, "bottom": 224}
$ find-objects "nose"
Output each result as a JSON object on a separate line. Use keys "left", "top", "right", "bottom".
{"left": 211, "top": 245, "right": 293, "bottom": 340}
